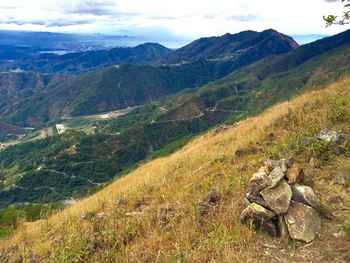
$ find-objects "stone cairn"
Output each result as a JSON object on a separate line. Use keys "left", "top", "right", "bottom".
{"left": 240, "top": 156, "right": 323, "bottom": 244}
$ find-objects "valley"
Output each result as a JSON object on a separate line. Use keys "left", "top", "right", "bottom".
{"left": 0, "top": 25, "right": 349, "bottom": 262}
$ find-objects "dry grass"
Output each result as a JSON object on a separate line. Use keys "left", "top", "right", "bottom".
{"left": 1, "top": 76, "right": 350, "bottom": 262}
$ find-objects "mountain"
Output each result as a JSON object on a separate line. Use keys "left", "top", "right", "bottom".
{"left": 0, "top": 30, "right": 298, "bottom": 126}
{"left": 0, "top": 29, "right": 349, "bottom": 208}
{"left": 1, "top": 75, "right": 350, "bottom": 262}
{"left": 161, "top": 29, "right": 298, "bottom": 64}
{"left": 3, "top": 43, "right": 172, "bottom": 73}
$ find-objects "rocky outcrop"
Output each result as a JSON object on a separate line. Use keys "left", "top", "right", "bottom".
{"left": 284, "top": 201, "right": 321, "bottom": 243}
{"left": 241, "top": 157, "right": 324, "bottom": 244}
{"left": 261, "top": 180, "right": 292, "bottom": 214}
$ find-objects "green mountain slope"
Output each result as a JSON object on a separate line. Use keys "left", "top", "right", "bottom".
{"left": 0, "top": 29, "right": 349, "bottom": 208}
{"left": 2, "top": 30, "right": 298, "bottom": 127}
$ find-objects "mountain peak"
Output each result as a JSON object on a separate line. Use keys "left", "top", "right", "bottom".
{"left": 161, "top": 29, "right": 298, "bottom": 64}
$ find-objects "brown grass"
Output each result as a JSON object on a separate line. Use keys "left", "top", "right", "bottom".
{"left": 1, "top": 76, "right": 350, "bottom": 262}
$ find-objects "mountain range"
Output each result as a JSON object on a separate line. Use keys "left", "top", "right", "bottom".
{"left": 0, "top": 29, "right": 349, "bottom": 208}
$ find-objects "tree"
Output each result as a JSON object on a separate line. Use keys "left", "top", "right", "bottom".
{"left": 324, "top": 0, "right": 350, "bottom": 26}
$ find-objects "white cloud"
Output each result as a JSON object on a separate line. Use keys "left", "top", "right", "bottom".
{"left": 0, "top": 0, "right": 347, "bottom": 43}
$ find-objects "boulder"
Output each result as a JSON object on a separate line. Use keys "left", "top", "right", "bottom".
{"left": 316, "top": 129, "right": 347, "bottom": 145}
{"left": 249, "top": 172, "right": 268, "bottom": 194}
{"left": 284, "top": 201, "right": 321, "bottom": 243}
{"left": 240, "top": 203, "right": 277, "bottom": 236}
{"left": 261, "top": 180, "right": 292, "bottom": 214}
{"left": 267, "top": 166, "right": 284, "bottom": 188}
{"left": 291, "top": 185, "right": 320, "bottom": 209}
{"left": 286, "top": 163, "right": 305, "bottom": 184}
{"left": 309, "top": 158, "right": 321, "bottom": 168}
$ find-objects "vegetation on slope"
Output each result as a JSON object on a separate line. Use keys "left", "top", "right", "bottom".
{"left": 1, "top": 29, "right": 350, "bottom": 208}
{"left": 1, "top": 76, "right": 350, "bottom": 262}
{"left": 1, "top": 29, "right": 297, "bottom": 126}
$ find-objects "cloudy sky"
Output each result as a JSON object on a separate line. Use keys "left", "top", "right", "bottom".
{"left": 0, "top": 0, "right": 348, "bottom": 46}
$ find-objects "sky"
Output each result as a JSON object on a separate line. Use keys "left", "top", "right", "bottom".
{"left": 0, "top": 0, "right": 348, "bottom": 47}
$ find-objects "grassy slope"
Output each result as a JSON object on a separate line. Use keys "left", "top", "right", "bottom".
{"left": 1, "top": 76, "right": 350, "bottom": 262}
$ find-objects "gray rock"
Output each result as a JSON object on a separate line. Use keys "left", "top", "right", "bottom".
{"left": 286, "top": 163, "right": 305, "bottom": 184}
{"left": 240, "top": 203, "right": 277, "bottom": 236}
{"left": 291, "top": 185, "right": 320, "bottom": 209}
{"left": 249, "top": 172, "right": 268, "bottom": 194}
{"left": 280, "top": 159, "right": 288, "bottom": 173}
{"left": 261, "top": 179, "right": 292, "bottom": 214}
{"left": 285, "top": 156, "right": 295, "bottom": 168}
{"left": 240, "top": 203, "right": 276, "bottom": 221}
{"left": 316, "top": 129, "right": 347, "bottom": 145}
{"left": 205, "top": 191, "right": 221, "bottom": 205}
{"left": 267, "top": 166, "right": 285, "bottom": 188}
{"left": 284, "top": 201, "right": 321, "bottom": 243}
{"left": 265, "top": 160, "right": 281, "bottom": 173}
{"left": 309, "top": 158, "right": 321, "bottom": 168}
{"left": 246, "top": 193, "right": 269, "bottom": 208}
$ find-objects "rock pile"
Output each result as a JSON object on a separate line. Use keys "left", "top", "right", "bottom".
{"left": 240, "top": 157, "right": 323, "bottom": 243}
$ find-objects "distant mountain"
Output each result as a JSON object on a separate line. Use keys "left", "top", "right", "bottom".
{"left": 161, "top": 29, "right": 298, "bottom": 64}
{"left": 1, "top": 29, "right": 299, "bottom": 126}
{"left": 4, "top": 43, "right": 172, "bottom": 73}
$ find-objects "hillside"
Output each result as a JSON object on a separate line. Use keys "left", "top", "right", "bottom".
{"left": 161, "top": 29, "right": 298, "bottom": 64}
{"left": 2, "top": 43, "right": 172, "bottom": 73}
{"left": 1, "top": 29, "right": 299, "bottom": 126}
{"left": 1, "top": 76, "right": 350, "bottom": 262}
{"left": 0, "top": 29, "right": 349, "bottom": 208}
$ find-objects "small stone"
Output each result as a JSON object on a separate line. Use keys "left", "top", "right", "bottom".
{"left": 235, "top": 148, "right": 246, "bottom": 157}
{"left": 284, "top": 201, "right": 321, "bottom": 243}
{"left": 261, "top": 179, "right": 292, "bottom": 215}
{"left": 316, "top": 129, "right": 347, "bottom": 145}
{"left": 249, "top": 172, "right": 268, "bottom": 194}
{"left": 291, "top": 185, "right": 320, "bottom": 209}
{"left": 267, "top": 167, "right": 284, "bottom": 188}
{"left": 286, "top": 163, "right": 305, "bottom": 184}
{"left": 246, "top": 193, "right": 269, "bottom": 208}
{"left": 309, "top": 158, "right": 321, "bottom": 168}
{"left": 205, "top": 191, "right": 221, "bottom": 205}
